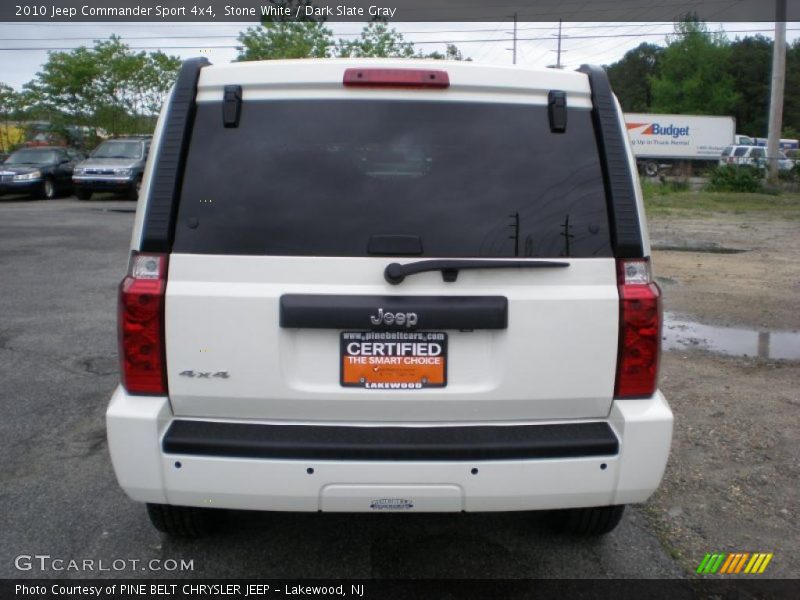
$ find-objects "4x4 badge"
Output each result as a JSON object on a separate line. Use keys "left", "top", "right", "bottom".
{"left": 179, "top": 370, "right": 230, "bottom": 379}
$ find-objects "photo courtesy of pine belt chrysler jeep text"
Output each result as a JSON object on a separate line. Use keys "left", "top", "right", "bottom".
{"left": 106, "top": 58, "right": 672, "bottom": 538}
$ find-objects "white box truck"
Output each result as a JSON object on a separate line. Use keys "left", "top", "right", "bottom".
{"left": 624, "top": 113, "right": 736, "bottom": 176}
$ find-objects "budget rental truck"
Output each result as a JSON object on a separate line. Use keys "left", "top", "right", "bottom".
{"left": 624, "top": 113, "right": 736, "bottom": 176}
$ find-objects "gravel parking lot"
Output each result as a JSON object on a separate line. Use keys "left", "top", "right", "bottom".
{"left": 1, "top": 194, "right": 797, "bottom": 580}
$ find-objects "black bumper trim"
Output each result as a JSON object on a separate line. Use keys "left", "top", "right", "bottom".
{"left": 162, "top": 420, "right": 619, "bottom": 461}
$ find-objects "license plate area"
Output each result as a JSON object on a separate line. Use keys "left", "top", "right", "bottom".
{"left": 340, "top": 331, "right": 447, "bottom": 389}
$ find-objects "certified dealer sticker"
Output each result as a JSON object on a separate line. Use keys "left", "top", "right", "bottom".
{"left": 340, "top": 331, "right": 447, "bottom": 389}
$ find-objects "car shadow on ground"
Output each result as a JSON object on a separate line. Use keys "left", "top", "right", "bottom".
{"left": 150, "top": 508, "right": 682, "bottom": 579}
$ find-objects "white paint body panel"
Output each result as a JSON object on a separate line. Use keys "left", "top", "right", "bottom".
{"left": 194, "top": 58, "right": 594, "bottom": 108}
{"left": 106, "top": 386, "right": 672, "bottom": 511}
{"left": 165, "top": 255, "right": 619, "bottom": 421}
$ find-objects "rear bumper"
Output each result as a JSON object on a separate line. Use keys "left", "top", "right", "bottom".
{"left": 106, "top": 387, "right": 672, "bottom": 512}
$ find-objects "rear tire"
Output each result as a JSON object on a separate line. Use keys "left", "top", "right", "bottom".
{"left": 643, "top": 161, "right": 659, "bottom": 177}
{"left": 146, "top": 503, "right": 222, "bottom": 538}
{"left": 550, "top": 505, "right": 626, "bottom": 536}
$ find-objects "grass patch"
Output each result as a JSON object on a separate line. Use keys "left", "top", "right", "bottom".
{"left": 640, "top": 177, "right": 690, "bottom": 199}
{"left": 644, "top": 191, "right": 800, "bottom": 219}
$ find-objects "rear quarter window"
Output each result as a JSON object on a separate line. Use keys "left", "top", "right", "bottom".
{"left": 173, "top": 100, "right": 613, "bottom": 258}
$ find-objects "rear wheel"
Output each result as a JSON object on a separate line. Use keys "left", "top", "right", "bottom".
{"left": 643, "top": 161, "right": 659, "bottom": 177}
{"left": 550, "top": 505, "right": 626, "bottom": 536}
{"left": 146, "top": 503, "right": 222, "bottom": 538}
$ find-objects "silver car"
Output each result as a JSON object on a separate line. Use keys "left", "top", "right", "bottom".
{"left": 73, "top": 137, "right": 151, "bottom": 200}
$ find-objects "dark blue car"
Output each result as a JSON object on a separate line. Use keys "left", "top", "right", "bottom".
{"left": 0, "top": 146, "right": 85, "bottom": 199}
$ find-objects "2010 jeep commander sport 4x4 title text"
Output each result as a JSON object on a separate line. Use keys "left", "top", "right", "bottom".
{"left": 106, "top": 58, "right": 672, "bottom": 537}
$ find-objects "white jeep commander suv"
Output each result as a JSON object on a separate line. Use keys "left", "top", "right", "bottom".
{"left": 107, "top": 58, "right": 672, "bottom": 537}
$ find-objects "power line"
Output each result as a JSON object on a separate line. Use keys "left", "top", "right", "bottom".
{"left": 1, "top": 27, "right": 793, "bottom": 51}
{"left": 0, "top": 21, "right": 725, "bottom": 41}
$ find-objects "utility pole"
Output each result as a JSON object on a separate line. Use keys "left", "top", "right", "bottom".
{"left": 511, "top": 12, "right": 518, "bottom": 65}
{"left": 556, "top": 19, "right": 563, "bottom": 69}
{"left": 547, "top": 20, "right": 567, "bottom": 69}
{"left": 767, "top": 0, "right": 787, "bottom": 185}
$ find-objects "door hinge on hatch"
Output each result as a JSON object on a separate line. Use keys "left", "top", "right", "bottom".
{"left": 548, "top": 90, "right": 567, "bottom": 133}
{"left": 223, "top": 85, "right": 242, "bottom": 128}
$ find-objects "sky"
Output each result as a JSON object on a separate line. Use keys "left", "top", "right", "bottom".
{"left": 1, "top": 20, "right": 799, "bottom": 90}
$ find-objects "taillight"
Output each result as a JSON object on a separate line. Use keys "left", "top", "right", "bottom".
{"left": 614, "top": 259, "right": 662, "bottom": 398}
{"left": 118, "top": 252, "right": 168, "bottom": 395}
{"left": 343, "top": 68, "right": 450, "bottom": 88}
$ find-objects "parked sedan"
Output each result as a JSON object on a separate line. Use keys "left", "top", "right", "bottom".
{"left": 0, "top": 146, "right": 84, "bottom": 199}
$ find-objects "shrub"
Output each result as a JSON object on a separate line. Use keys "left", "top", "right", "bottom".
{"left": 706, "top": 166, "right": 763, "bottom": 193}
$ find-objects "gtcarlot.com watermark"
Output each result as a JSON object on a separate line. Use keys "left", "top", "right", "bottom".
{"left": 14, "top": 554, "right": 194, "bottom": 573}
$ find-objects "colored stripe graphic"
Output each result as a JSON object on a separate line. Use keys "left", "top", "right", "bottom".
{"left": 697, "top": 553, "right": 726, "bottom": 574}
{"left": 757, "top": 554, "right": 773, "bottom": 573}
{"left": 700, "top": 552, "right": 774, "bottom": 574}
{"left": 696, "top": 553, "right": 712, "bottom": 573}
{"left": 719, "top": 554, "right": 739, "bottom": 573}
{"left": 720, "top": 553, "right": 750, "bottom": 574}
{"left": 734, "top": 553, "right": 750, "bottom": 573}
{"left": 744, "top": 554, "right": 760, "bottom": 574}
{"left": 719, "top": 553, "right": 736, "bottom": 574}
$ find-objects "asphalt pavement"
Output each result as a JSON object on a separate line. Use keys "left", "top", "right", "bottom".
{"left": 0, "top": 197, "right": 685, "bottom": 580}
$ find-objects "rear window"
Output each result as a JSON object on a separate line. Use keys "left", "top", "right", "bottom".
{"left": 721, "top": 146, "right": 733, "bottom": 157}
{"left": 733, "top": 147, "right": 750, "bottom": 157}
{"left": 174, "top": 100, "right": 612, "bottom": 258}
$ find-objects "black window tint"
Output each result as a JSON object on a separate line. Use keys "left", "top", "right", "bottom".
{"left": 733, "top": 147, "right": 749, "bottom": 157}
{"left": 174, "top": 100, "right": 612, "bottom": 258}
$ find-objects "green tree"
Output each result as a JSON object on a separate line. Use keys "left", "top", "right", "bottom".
{"left": 337, "top": 21, "right": 415, "bottom": 58}
{"left": 338, "top": 20, "right": 467, "bottom": 60}
{"left": 424, "top": 44, "right": 470, "bottom": 61}
{"left": 236, "top": 23, "right": 333, "bottom": 60}
{"left": 0, "top": 83, "right": 26, "bottom": 151}
{"left": 784, "top": 40, "right": 800, "bottom": 138}
{"left": 24, "top": 45, "right": 103, "bottom": 131}
{"left": 23, "top": 36, "right": 181, "bottom": 140}
{"left": 650, "top": 16, "right": 739, "bottom": 115}
{"left": 236, "top": 0, "right": 333, "bottom": 60}
{"left": 606, "top": 43, "right": 663, "bottom": 112}
{"left": 727, "top": 35, "right": 772, "bottom": 137}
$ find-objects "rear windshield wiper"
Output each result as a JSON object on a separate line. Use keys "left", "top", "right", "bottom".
{"left": 384, "top": 259, "right": 570, "bottom": 284}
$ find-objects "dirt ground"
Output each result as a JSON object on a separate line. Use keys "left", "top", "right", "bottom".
{"left": 645, "top": 209, "right": 800, "bottom": 578}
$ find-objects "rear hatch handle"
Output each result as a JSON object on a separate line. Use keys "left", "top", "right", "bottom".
{"left": 384, "top": 259, "right": 570, "bottom": 284}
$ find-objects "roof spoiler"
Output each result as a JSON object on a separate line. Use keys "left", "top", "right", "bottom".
{"left": 577, "top": 64, "right": 644, "bottom": 258}
{"left": 141, "top": 57, "right": 210, "bottom": 253}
